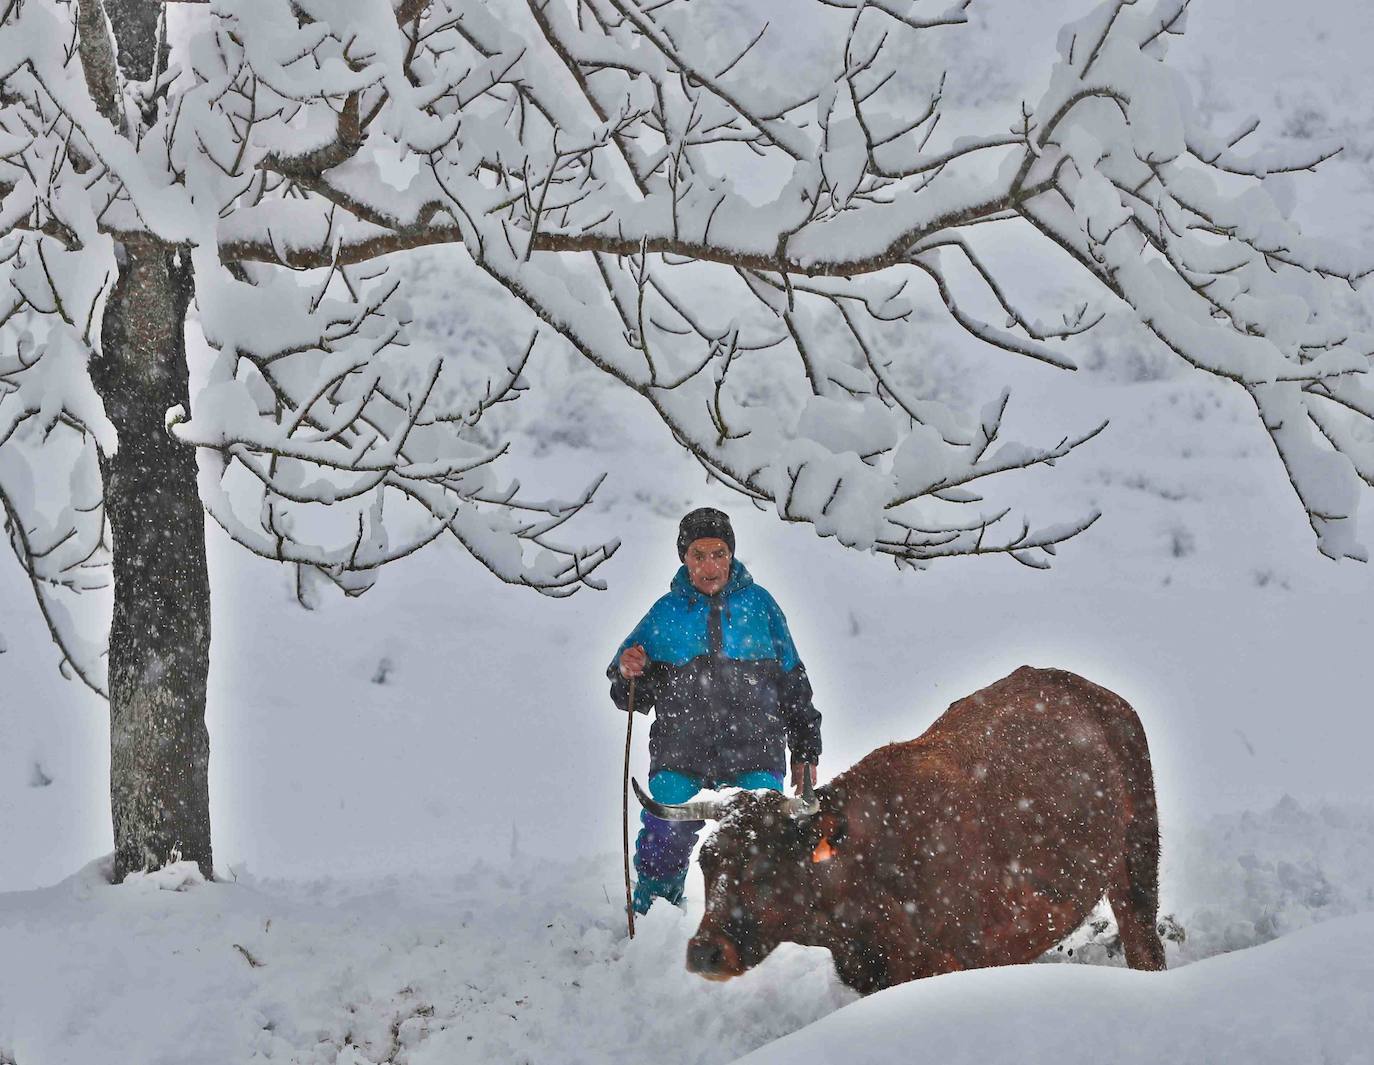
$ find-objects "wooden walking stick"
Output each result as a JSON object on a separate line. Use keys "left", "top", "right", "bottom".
{"left": 622, "top": 676, "right": 637, "bottom": 939}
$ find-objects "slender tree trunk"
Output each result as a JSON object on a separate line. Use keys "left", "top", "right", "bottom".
{"left": 90, "top": 243, "right": 213, "bottom": 881}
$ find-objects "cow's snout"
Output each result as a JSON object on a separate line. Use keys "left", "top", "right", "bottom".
{"left": 687, "top": 934, "right": 743, "bottom": 980}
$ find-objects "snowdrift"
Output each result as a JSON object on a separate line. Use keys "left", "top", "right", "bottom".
{"left": 737, "top": 914, "right": 1374, "bottom": 1065}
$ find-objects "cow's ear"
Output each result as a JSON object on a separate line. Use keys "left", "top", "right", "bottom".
{"left": 811, "top": 812, "right": 844, "bottom": 864}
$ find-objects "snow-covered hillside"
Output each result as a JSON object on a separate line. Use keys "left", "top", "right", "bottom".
{"left": 3, "top": 0, "right": 1374, "bottom": 1063}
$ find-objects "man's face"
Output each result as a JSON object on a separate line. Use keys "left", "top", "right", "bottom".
{"left": 685, "top": 537, "right": 732, "bottom": 596}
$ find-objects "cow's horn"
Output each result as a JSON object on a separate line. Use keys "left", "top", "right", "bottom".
{"left": 784, "top": 763, "right": 820, "bottom": 818}
{"left": 631, "top": 777, "right": 726, "bottom": 821}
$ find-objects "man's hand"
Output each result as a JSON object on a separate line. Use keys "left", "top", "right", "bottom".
{"left": 619, "top": 644, "right": 649, "bottom": 679}
{"left": 790, "top": 760, "right": 818, "bottom": 793}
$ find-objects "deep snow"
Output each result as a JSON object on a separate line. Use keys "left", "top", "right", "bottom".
{"left": 737, "top": 912, "right": 1374, "bottom": 1065}
{"left": 2, "top": 796, "right": 1373, "bottom": 1065}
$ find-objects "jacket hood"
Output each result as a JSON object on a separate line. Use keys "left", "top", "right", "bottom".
{"left": 670, "top": 559, "right": 753, "bottom": 603}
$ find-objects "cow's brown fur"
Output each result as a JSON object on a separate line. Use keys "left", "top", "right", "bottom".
{"left": 689, "top": 666, "right": 1167, "bottom": 993}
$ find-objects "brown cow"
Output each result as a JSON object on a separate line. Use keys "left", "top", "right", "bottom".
{"left": 634, "top": 665, "right": 1167, "bottom": 994}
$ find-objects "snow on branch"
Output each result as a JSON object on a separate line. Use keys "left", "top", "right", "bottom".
{"left": 174, "top": 248, "right": 618, "bottom": 597}
{"left": 1013, "top": 0, "right": 1374, "bottom": 559}
{"left": 0, "top": 285, "right": 112, "bottom": 695}
{"left": 3, "top": 0, "right": 1373, "bottom": 598}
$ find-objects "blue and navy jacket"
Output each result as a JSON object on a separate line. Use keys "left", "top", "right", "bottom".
{"left": 608, "top": 560, "right": 822, "bottom": 781}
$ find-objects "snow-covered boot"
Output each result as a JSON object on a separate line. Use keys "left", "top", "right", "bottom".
{"left": 632, "top": 874, "right": 685, "bottom": 915}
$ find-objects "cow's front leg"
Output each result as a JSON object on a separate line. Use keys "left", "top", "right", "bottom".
{"left": 827, "top": 897, "right": 963, "bottom": 993}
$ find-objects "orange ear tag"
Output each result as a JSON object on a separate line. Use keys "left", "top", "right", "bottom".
{"left": 811, "top": 837, "right": 835, "bottom": 863}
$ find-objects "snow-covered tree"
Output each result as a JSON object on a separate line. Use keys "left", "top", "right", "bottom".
{"left": 2, "top": 0, "right": 1370, "bottom": 880}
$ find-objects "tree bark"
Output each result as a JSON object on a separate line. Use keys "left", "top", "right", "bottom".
{"left": 90, "top": 243, "right": 213, "bottom": 881}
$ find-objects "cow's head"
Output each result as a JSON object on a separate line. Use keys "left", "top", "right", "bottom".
{"left": 632, "top": 769, "right": 847, "bottom": 981}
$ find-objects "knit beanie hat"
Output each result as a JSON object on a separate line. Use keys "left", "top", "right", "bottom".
{"left": 677, "top": 507, "right": 735, "bottom": 561}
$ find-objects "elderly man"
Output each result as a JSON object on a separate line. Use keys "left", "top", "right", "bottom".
{"left": 609, "top": 507, "right": 822, "bottom": 915}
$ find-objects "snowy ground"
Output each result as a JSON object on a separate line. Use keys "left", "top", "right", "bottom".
{"left": 2, "top": 795, "right": 1372, "bottom": 1065}
{"left": 4, "top": 1, "right": 1374, "bottom": 1062}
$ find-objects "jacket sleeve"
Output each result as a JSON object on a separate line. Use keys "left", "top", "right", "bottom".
{"left": 765, "top": 594, "right": 822, "bottom": 764}
{"left": 607, "top": 614, "right": 656, "bottom": 715}
{"left": 780, "top": 663, "right": 822, "bottom": 764}
{"left": 607, "top": 664, "right": 655, "bottom": 715}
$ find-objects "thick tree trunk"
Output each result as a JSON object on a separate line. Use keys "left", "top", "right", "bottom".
{"left": 90, "top": 243, "right": 213, "bottom": 881}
